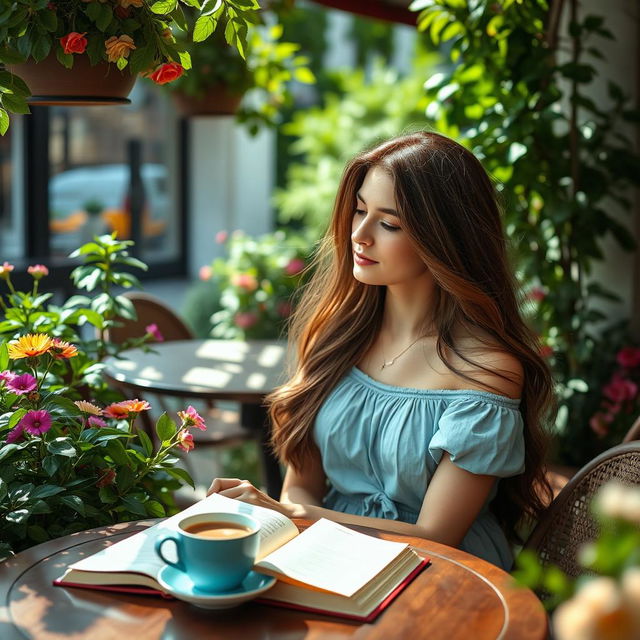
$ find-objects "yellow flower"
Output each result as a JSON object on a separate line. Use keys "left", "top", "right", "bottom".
{"left": 104, "top": 35, "right": 136, "bottom": 63}
{"left": 8, "top": 334, "right": 54, "bottom": 359}
{"left": 74, "top": 400, "right": 103, "bottom": 416}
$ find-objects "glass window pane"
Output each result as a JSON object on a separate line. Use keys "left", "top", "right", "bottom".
{"left": 0, "top": 118, "right": 24, "bottom": 260}
{"left": 48, "top": 82, "right": 179, "bottom": 263}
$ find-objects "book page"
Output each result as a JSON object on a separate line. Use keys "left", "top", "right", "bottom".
{"left": 255, "top": 518, "right": 410, "bottom": 597}
{"left": 67, "top": 493, "right": 298, "bottom": 581}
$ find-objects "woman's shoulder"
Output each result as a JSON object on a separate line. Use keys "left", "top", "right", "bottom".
{"left": 448, "top": 332, "right": 524, "bottom": 400}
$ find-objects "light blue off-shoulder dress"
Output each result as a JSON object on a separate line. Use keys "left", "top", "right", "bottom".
{"left": 313, "top": 367, "right": 525, "bottom": 571}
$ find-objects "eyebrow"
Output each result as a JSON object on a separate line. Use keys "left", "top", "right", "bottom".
{"left": 356, "top": 192, "right": 399, "bottom": 217}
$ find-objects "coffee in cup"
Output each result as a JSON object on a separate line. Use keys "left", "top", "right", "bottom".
{"left": 155, "top": 512, "right": 261, "bottom": 592}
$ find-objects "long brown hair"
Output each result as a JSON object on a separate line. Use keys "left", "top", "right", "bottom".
{"left": 268, "top": 131, "right": 554, "bottom": 541}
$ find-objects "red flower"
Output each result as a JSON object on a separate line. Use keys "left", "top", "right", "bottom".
{"left": 603, "top": 376, "right": 638, "bottom": 404}
{"left": 616, "top": 347, "right": 640, "bottom": 369}
{"left": 60, "top": 32, "right": 88, "bottom": 55}
{"left": 539, "top": 345, "right": 553, "bottom": 359}
{"left": 96, "top": 468, "right": 116, "bottom": 488}
{"left": 149, "top": 62, "right": 184, "bottom": 85}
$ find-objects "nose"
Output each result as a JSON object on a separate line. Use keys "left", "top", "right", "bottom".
{"left": 351, "top": 216, "right": 372, "bottom": 248}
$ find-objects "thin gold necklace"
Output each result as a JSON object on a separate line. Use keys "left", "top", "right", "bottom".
{"left": 380, "top": 335, "right": 426, "bottom": 370}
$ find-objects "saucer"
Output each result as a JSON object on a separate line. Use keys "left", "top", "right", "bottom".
{"left": 157, "top": 566, "right": 276, "bottom": 610}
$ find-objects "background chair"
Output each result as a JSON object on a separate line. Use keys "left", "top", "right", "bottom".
{"left": 523, "top": 441, "right": 640, "bottom": 583}
{"left": 106, "top": 291, "right": 256, "bottom": 468}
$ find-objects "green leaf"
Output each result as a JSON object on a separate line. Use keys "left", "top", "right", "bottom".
{"left": 193, "top": 15, "right": 217, "bottom": 42}
{"left": 47, "top": 438, "right": 77, "bottom": 457}
{"left": 42, "top": 454, "right": 62, "bottom": 476}
{"left": 6, "top": 508, "right": 30, "bottom": 524}
{"left": 116, "top": 465, "right": 135, "bottom": 492}
{"left": 156, "top": 413, "right": 176, "bottom": 442}
{"left": 105, "top": 439, "right": 130, "bottom": 466}
{"left": 30, "top": 499, "right": 51, "bottom": 515}
{"left": 137, "top": 429, "right": 153, "bottom": 457}
{"left": 0, "top": 342, "right": 8, "bottom": 369}
{"left": 150, "top": 0, "right": 178, "bottom": 14}
{"left": 166, "top": 466, "right": 195, "bottom": 489}
{"left": 31, "top": 484, "right": 65, "bottom": 499}
{"left": 59, "top": 495, "right": 86, "bottom": 515}
{"left": 145, "top": 500, "right": 166, "bottom": 517}
{"left": 121, "top": 495, "right": 147, "bottom": 516}
{"left": 8, "top": 408, "right": 26, "bottom": 429}
{"left": 27, "top": 525, "right": 49, "bottom": 543}
{"left": 1, "top": 92, "right": 30, "bottom": 115}
{"left": 96, "top": 3, "right": 114, "bottom": 31}
{"left": 0, "top": 108, "right": 9, "bottom": 136}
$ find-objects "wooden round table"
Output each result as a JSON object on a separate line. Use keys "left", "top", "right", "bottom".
{"left": 0, "top": 519, "right": 548, "bottom": 640}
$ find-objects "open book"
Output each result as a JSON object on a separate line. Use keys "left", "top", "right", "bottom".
{"left": 54, "top": 493, "right": 429, "bottom": 622}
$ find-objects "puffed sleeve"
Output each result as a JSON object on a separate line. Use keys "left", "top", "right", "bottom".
{"left": 428, "top": 397, "right": 525, "bottom": 477}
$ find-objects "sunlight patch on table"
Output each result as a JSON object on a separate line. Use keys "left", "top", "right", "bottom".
{"left": 182, "top": 367, "right": 232, "bottom": 388}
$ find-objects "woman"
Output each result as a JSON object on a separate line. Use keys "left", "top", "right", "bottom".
{"left": 208, "top": 131, "right": 554, "bottom": 570}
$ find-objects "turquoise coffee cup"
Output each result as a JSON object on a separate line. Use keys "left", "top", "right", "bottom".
{"left": 154, "top": 512, "right": 261, "bottom": 592}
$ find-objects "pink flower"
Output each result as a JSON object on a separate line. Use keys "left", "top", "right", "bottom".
{"left": 177, "top": 405, "right": 206, "bottom": 431}
{"left": 145, "top": 323, "right": 164, "bottom": 342}
{"left": 231, "top": 273, "right": 258, "bottom": 292}
{"left": 88, "top": 416, "right": 107, "bottom": 428}
{"left": 589, "top": 412, "right": 614, "bottom": 437}
{"left": 284, "top": 258, "right": 305, "bottom": 276}
{"left": 0, "top": 371, "right": 16, "bottom": 385}
{"left": 176, "top": 428, "right": 194, "bottom": 452}
{"left": 0, "top": 261, "right": 14, "bottom": 279}
{"left": 27, "top": 264, "right": 49, "bottom": 279}
{"left": 199, "top": 265, "right": 212, "bottom": 281}
{"left": 6, "top": 424, "right": 24, "bottom": 443}
{"left": 616, "top": 347, "right": 640, "bottom": 369}
{"left": 215, "top": 230, "right": 228, "bottom": 244}
{"left": 234, "top": 311, "right": 258, "bottom": 329}
{"left": 19, "top": 410, "right": 52, "bottom": 436}
{"left": 603, "top": 376, "right": 638, "bottom": 404}
{"left": 6, "top": 373, "right": 37, "bottom": 395}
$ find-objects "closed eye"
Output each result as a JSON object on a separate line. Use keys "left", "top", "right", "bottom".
{"left": 381, "top": 221, "right": 400, "bottom": 232}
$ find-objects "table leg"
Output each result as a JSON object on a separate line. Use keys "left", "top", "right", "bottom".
{"left": 240, "top": 404, "right": 283, "bottom": 499}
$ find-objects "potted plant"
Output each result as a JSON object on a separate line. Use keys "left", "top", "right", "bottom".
{"left": 0, "top": 0, "right": 262, "bottom": 134}
{"left": 168, "top": 17, "right": 314, "bottom": 131}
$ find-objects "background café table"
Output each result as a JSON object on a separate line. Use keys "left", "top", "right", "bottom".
{"left": 0, "top": 519, "right": 548, "bottom": 640}
{"left": 102, "top": 339, "right": 287, "bottom": 498}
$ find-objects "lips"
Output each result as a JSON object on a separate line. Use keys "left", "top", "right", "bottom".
{"left": 354, "top": 251, "right": 378, "bottom": 266}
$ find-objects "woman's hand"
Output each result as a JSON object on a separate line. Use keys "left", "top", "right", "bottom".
{"left": 207, "top": 477, "right": 302, "bottom": 518}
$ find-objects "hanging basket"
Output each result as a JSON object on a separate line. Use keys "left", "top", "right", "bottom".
{"left": 171, "top": 85, "right": 244, "bottom": 117}
{"left": 10, "top": 54, "right": 137, "bottom": 106}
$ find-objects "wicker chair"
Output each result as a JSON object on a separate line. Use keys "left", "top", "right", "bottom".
{"left": 106, "top": 291, "right": 254, "bottom": 450}
{"left": 523, "top": 441, "right": 640, "bottom": 581}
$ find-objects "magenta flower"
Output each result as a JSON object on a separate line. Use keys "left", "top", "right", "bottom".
{"left": 177, "top": 405, "right": 207, "bottom": 431}
{"left": 284, "top": 258, "right": 305, "bottom": 276}
{"left": 5, "top": 424, "right": 24, "bottom": 443}
{"left": 88, "top": 415, "right": 107, "bottom": 428}
{"left": 19, "top": 410, "right": 52, "bottom": 436}
{"left": 145, "top": 323, "right": 164, "bottom": 342}
{"left": 7, "top": 373, "right": 37, "bottom": 395}
{"left": 616, "top": 347, "right": 640, "bottom": 369}
{"left": 215, "top": 230, "right": 228, "bottom": 244}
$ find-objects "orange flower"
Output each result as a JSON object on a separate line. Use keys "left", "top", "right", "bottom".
{"left": 104, "top": 35, "right": 136, "bottom": 62}
{"left": 8, "top": 334, "right": 54, "bottom": 359}
{"left": 103, "top": 403, "right": 130, "bottom": 419}
{"left": 50, "top": 338, "right": 78, "bottom": 359}
{"left": 118, "top": 399, "right": 151, "bottom": 413}
{"left": 60, "top": 32, "right": 88, "bottom": 55}
{"left": 149, "top": 62, "right": 184, "bottom": 85}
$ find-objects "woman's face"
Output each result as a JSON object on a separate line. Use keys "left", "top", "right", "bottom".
{"left": 351, "top": 166, "right": 429, "bottom": 288}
